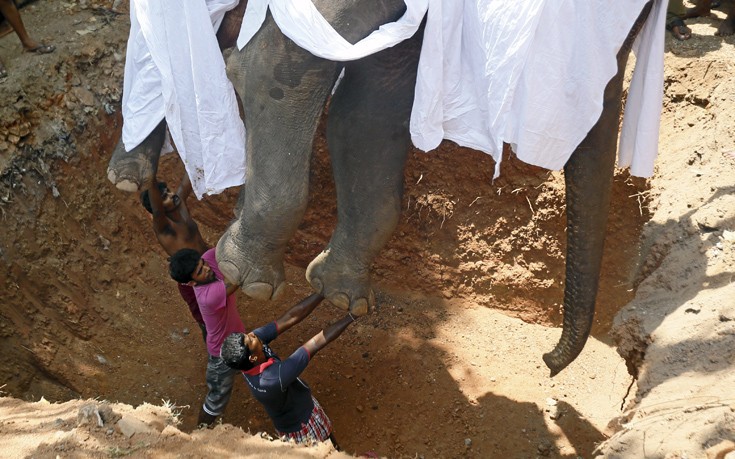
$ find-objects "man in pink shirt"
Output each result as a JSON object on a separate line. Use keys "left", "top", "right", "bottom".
{"left": 169, "top": 247, "right": 245, "bottom": 427}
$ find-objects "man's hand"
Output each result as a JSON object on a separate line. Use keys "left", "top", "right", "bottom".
{"left": 147, "top": 174, "right": 170, "bottom": 234}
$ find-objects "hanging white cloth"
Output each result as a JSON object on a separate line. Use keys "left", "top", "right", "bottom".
{"left": 121, "top": 0, "right": 665, "bottom": 200}
{"left": 238, "top": 0, "right": 666, "bottom": 178}
{"left": 619, "top": 0, "right": 668, "bottom": 176}
{"left": 122, "top": 0, "right": 245, "bottom": 198}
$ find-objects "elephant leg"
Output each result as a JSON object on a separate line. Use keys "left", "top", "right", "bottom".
{"left": 216, "top": 15, "right": 340, "bottom": 301}
{"left": 217, "top": 2, "right": 413, "bottom": 301}
{"left": 305, "top": 29, "right": 423, "bottom": 315}
{"left": 543, "top": 2, "right": 653, "bottom": 376}
{"left": 107, "top": 119, "right": 166, "bottom": 192}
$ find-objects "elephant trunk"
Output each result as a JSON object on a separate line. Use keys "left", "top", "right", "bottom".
{"left": 540, "top": 0, "right": 653, "bottom": 374}
{"left": 543, "top": 142, "right": 615, "bottom": 376}
{"left": 545, "top": 3, "right": 653, "bottom": 377}
{"left": 543, "top": 58, "right": 627, "bottom": 376}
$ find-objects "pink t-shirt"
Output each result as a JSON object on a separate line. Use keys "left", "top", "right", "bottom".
{"left": 194, "top": 249, "right": 245, "bottom": 356}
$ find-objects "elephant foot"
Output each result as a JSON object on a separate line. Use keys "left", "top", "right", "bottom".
{"left": 215, "top": 221, "right": 286, "bottom": 301}
{"left": 107, "top": 121, "right": 165, "bottom": 192}
{"left": 107, "top": 140, "right": 158, "bottom": 192}
{"left": 305, "top": 250, "right": 375, "bottom": 316}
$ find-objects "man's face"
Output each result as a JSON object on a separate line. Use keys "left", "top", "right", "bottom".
{"left": 190, "top": 259, "right": 216, "bottom": 285}
{"left": 161, "top": 186, "right": 181, "bottom": 212}
{"left": 244, "top": 332, "right": 264, "bottom": 356}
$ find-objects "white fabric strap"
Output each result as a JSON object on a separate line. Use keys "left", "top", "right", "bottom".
{"left": 238, "top": 0, "right": 429, "bottom": 61}
{"left": 236, "top": 0, "right": 665, "bottom": 179}
{"left": 120, "top": 0, "right": 665, "bottom": 201}
{"left": 618, "top": 0, "right": 667, "bottom": 177}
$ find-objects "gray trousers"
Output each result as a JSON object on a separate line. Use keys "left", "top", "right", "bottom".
{"left": 202, "top": 354, "right": 238, "bottom": 417}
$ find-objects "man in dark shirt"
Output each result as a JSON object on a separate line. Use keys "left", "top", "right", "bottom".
{"left": 220, "top": 293, "right": 356, "bottom": 448}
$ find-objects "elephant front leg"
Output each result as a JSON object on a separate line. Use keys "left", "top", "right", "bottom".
{"left": 216, "top": 19, "right": 339, "bottom": 301}
{"left": 107, "top": 120, "right": 166, "bottom": 192}
{"left": 306, "top": 34, "right": 422, "bottom": 315}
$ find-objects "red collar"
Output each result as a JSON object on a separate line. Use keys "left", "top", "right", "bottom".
{"left": 243, "top": 357, "right": 276, "bottom": 376}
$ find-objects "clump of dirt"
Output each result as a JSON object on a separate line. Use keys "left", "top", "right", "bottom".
{"left": 1, "top": 1, "right": 733, "bottom": 458}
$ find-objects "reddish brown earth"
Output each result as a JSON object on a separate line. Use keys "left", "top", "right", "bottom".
{"left": 0, "top": 1, "right": 733, "bottom": 458}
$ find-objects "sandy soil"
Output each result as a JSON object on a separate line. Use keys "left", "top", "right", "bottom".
{"left": 0, "top": 1, "right": 733, "bottom": 458}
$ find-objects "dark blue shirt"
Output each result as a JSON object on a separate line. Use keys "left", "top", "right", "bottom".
{"left": 242, "top": 321, "right": 314, "bottom": 432}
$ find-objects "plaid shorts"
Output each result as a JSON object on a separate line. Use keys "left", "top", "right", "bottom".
{"left": 277, "top": 396, "right": 333, "bottom": 445}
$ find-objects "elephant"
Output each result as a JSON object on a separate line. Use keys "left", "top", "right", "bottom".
{"left": 108, "top": 0, "right": 655, "bottom": 376}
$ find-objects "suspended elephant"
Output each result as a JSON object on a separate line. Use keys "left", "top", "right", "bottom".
{"left": 108, "top": 0, "right": 660, "bottom": 376}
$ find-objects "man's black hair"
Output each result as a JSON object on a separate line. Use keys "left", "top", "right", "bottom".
{"left": 140, "top": 182, "right": 168, "bottom": 214}
{"left": 221, "top": 332, "right": 255, "bottom": 371}
{"left": 169, "top": 248, "right": 201, "bottom": 283}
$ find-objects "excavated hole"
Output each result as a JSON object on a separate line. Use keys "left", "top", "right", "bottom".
{"left": 0, "top": 104, "right": 654, "bottom": 456}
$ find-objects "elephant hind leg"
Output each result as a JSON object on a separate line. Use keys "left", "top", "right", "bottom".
{"left": 306, "top": 28, "right": 423, "bottom": 315}
{"left": 107, "top": 120, "right": 166, "bottom": 192}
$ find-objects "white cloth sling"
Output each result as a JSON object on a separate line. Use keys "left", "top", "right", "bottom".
{"left": 238, "top": 0, "right": 666, "bottom": 178}
{"left": 122, "top": 0, "right": 245, "bottom": 198}
{"left": 121, "top": 0, "right": 666, "bottom": 199}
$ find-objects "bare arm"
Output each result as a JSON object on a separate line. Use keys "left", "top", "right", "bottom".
{"left": 224, "top": 278, "right": 239, "bottom": 297}
{"left": 218, "top": 267, "right": 240, "bottom": 296}
{"left": 175, "top": 171, "right": 193, "bottom": 202}
{"left": 274, "top": 293, "right": 324, "bottom": 335}
{"left": 302, "top": 314, "right": 355, "bottom": 357}
{"left": 147, "top": 178, "right": 169, "bottom": 234}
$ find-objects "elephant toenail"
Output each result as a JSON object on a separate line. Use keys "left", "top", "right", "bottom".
{"left": 244, "top": 282, "right": 273, "bottom": 301}
{"left": 329, "top": 293, "right": 350, "bottom": 311}
{"left": 272, "top": 281, "right": 286, "bottom": 300}
{"left": 310, "top": 278, "right": 323, "bottom": 294}
{"left": 217, "top": 260, "right": 241, "bottom": 286}
{"left": 351, "top": 298, "right": 369, "bottom": 316}
{"left": 115, "top": 178, "right": 140, "bottom": 192}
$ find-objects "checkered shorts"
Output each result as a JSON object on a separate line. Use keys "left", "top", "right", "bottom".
{"left": 277, "top": 396, "right": 333, "bottom": 445}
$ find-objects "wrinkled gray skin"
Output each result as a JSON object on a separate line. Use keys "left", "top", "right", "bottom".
{"left": 108, "top": 1, "right": 653, "bottom": 376}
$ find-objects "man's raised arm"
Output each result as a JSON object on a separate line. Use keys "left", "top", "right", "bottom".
{"left": 302, "top": 314, "right": 355, "bottom": 358}
{"left": 274, "top": 293, "right": 324, "bottom": 335}
{"left": 224, "top": 277, "right": 240, "bottom": 297}
{"left": 146, "top": 176, "right": 169, "bottom": 234}
{"left": 176, "top": 171, "right": 193, "bottom": 202}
